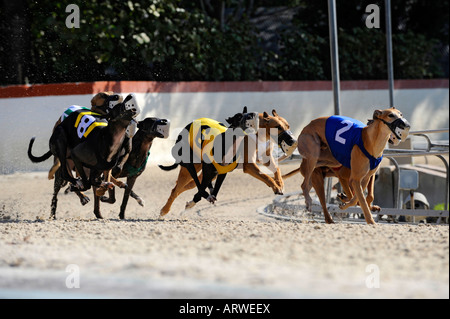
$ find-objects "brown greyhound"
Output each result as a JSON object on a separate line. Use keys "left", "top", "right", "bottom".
{"left": 159, "top": 110, "right": 297, "bottom": 217}
{"left": 294, "top": 107, "right": 410, "bottom": 224}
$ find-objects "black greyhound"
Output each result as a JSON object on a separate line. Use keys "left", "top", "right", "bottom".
{"left": 159, "top": 107, "right": 259, "bottom": 214}
{"left": 28, "top": 94, "right": 138, "bottom": 219}
{"left": 95, "top": 117, "right": 170, "bottom": 219}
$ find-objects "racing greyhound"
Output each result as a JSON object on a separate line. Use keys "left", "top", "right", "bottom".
{"left": 295, "top": 107, "right": 410, "bottom": 224}
{"left": 28, "top": 94, "right": 139, "bottom": 218}
{"left": 159, "top": 107, "right": 259, "bottom": 215}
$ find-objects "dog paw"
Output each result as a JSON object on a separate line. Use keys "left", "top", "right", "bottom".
{"left": 337, "top": 193, "right": 348, "bottom": 202}
{"left": 100, "top": 196, "right": 115, "bottom": 204}
{"left": 136, "top": 197, "right": 145, "bottom": 207}
{"left": 185, "top": 201, "right": 196, "bottom": 210}
{"left": 274, "top": 188, "right": 284, "bottom": 195}
{"left": 207, "top": 195, "right": 217, "bottom": 204}
{"left": 104, "top": 182, "right": 115, "bottom": 189}
{"left": 371, "top": 205, "right": 381, "bottom": 212}
{"left": 80, "top": 196, "right": 90, "bottom": 206}
{"left": 95, "top": 188, "right": 107, "bottom": 197}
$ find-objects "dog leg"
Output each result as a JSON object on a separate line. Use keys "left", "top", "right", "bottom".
{"left": 259, "top": 150, "right": 284, "bottom": 191}
{"left": 100, "top": 174, "right": 122, "bottom": 204}
{"left": 299, "top": 159, "right": 315, "bottom": 212}
{"left": 242, "top": 162, "right": 283, "bottom": 194}
{"left": 50, "top": 168, "right": 66, "bottom": 219}
{"left": 48, "top": 157, "right": 60, "bottom": 180}
{"left": 74, "top": 191, "right": 90, "bottom": 206}
{"left": 348, "top": 155, "right": 376, "bottom": 225}
{"left": 194, "top": 166, "right": 221, "bottom": 205}
{"left": 160, "top": 164, "right": 201, "bottom": 217}
{"left": 297, "top": 133, "right": 321, "bottom": 212}
{"left": 186, "top": 163, "right": 210, "bottom": 200}
{"left": 188, "top": 164, "right": 216, "bottom": 208}
{"left": 311, "top": 168, "right": 334, "bottom": 224}
{"left": 70, "top": 153, "right": 90, "bottom": 191}
{"left": 350, "top": 178, "right": 375, "bottom": 224}
{"left": 130, "top": 190, "right": 145, "bottom": 207}
{"left": 274, "top": 167, "right": 284, "bottom": 192}
{"left": 365, "top": 174, "right": 380, "bottom": 212}
{"left": 51, "top": 127, "right": 80, "bottom": 186}
{"left": 209, "top": 173, "right": 226, "bottom": 204}
{"left": 118, "top": 175, "right": 137, "bottom": 220}
{"left": 92, "top": 186, "right": 103, "bottom": 219}
{"left": 100, "top": 188, "right": 116, "bottom": 204}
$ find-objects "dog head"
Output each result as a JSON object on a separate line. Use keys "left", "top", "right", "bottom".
{"left": 261, "top": 109, "right": 298, "bottom": 157}
{"left": 225, "top": 106, "right": 259, "bottom": 134}
{"left": 91, "top": 91, "right": 123, "bottom": 115}
{"left": 137, "top": 117, "right": 171, "bottom": 139}
{"left": 107, "top": 94, "right": 140, "bottom": 122}
{"left": 373, "top": 107, "right": 410, "bottom": 146}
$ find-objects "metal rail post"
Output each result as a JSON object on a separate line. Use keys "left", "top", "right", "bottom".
{"left": 328, "top": 0, "right": 340, "bottom": 116}
{"left": 385, "top": 0, "right": 395, "bottom": 107}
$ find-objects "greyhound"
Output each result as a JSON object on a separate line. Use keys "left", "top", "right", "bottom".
{"left": 159, "top": 107, "right": 259, "bottom": 216}
{"left": 96, "top": 117, "right": 170, "bottom": 219}
{"left": 294, "top": 107, "right": 410, "bottom": 224}
{"left": 28, "top": 94, "right": 139, "bottom": 219}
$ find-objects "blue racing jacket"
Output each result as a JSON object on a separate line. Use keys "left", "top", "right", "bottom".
{"left": 325, "top": 116, "right": 382, "bottom": 170}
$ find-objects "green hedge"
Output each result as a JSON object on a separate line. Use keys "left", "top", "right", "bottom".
{"left": 6, "top": 0, "right": 446, "bottom": 84}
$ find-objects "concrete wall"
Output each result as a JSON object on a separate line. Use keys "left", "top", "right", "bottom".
{"left": 0, "top": 80, "right": 448, "bottom": 174}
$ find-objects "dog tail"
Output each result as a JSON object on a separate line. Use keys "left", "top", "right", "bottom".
{"left": 282, "top": 167, "right": 301, "bottom": 179}
{"left": 158, "top": 163, "right": 179, "bottom": 171}
{"left": 28, "top": 137, "right": 52, "bottom": 163}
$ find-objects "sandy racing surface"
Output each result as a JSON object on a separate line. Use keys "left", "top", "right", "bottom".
{"left": 0, "top": 162, "right": 448, "bottom": 299}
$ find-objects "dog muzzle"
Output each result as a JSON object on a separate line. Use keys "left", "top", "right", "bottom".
{"left": 107, "top": 94, "right": 123, "bottom": 109}
{"left": 126, "top": 119, "right": 137, "bottom": 138}
{"left": 278, "top": 130, "right": 298, "bottom": 157}
{"left": 153, "top": 119, "right": 170, "bottom": 139}
{"left": 384, "top": 117, "right": 411, "bottom": 146}
{"left": 242, "top": 112, "right": 259, "bottom": 134}
{"left": 122, "top": 94, "right": 141, "bottom": 118}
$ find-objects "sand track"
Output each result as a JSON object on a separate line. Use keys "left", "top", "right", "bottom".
{"left": 0, "top": 163, "right": 448, "bottom": 298}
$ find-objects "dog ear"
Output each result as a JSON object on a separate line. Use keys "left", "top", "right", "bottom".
{"left": 263, "top": 111, "right": 270, "bottom": 122}
{"left": 243, "top": 106, "right": 248, "bottom": 113}
{"left": 272, "top": 109, "right": 279, "bottom": 117}
{"left": 373, "top": 109, "right": 383, "bottom": 119}
{"left": 91, "top": 92, "right": 109, "bottom": 107}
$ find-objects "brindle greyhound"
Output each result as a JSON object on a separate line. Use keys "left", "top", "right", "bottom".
{"left": 96, "top": 117, "right": 170, "bottom": 219}
{"left": 159, "top": 107, "right": 259, "bottom": 215}
{"left": 28, "top": 94, "right": 138, "bottom": 219}
{"left": 292, "top": 107, "right": 410, "bottom": 224}
{"left": 158, "top": 109, "right": 297, "bottom": 217}
{"left": 47, "top": 91, "right": 124, "bottom": 181}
